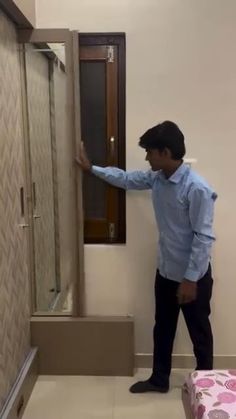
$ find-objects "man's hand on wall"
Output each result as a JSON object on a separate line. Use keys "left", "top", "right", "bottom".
{"left": 75, "top": 142, "right": 92, "bottom": 172}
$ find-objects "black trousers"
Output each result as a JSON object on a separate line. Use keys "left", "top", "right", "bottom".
{"left": 152, "top": 265, "right": 213, "bottom": 383}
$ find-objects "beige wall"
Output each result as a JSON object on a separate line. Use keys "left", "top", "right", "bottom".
{"left": 13, "top": 0, "right": 35, "bottom": 26}
{"left": 36, "top": 0, "right": 236, "bottom": 357}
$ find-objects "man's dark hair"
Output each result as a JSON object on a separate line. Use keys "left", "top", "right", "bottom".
{"left": 139, "top": 121, "right": 186, "bottom": 160}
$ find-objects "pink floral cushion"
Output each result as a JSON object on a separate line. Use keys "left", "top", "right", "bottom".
{"left": 183, "top": 370, "right": 236, "bottom": 419}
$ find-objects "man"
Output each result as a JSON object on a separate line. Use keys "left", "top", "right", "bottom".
{"left": 76, "top": 121, "right": 217, "bottom": 394}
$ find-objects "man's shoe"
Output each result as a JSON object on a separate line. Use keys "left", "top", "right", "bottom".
{"left": 129, "top": 379, "right": 169, "bottom": 394}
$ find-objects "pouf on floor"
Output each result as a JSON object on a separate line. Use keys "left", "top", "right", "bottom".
{"left": 182, "top": 370, "right": 236, "bottom": 419}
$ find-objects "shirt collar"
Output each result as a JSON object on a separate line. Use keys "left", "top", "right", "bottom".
{"left": 159, "top": 163, "right": 189, "bottom": 184}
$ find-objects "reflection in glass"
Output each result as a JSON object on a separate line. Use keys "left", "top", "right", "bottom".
{"left": 24, "top": 43, "right": 73, "bottom": 313}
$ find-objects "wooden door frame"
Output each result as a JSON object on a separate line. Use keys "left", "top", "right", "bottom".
{"left": 80, "top": 44, "right": 119, "bottom": 242}
{"left": 80, "top": 33, "right": 126, "bottom": 243}
{"left": 17, "top": 29, "right": 84, "bottom": 317}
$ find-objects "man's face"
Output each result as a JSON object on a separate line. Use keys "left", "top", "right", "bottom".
{"left": 145, "top": 148, "right": 168, "bottom": 171}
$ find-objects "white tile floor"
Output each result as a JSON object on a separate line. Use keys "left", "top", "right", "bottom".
{"left": 22, "top": 369, "right": 188, "bottom": 419}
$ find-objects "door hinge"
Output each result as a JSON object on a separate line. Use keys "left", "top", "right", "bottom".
{"left": 107, "top": 46, "right": 115, "bottom": 63}
{"left": 109, "top": 223, "right": 115, "bottom": 240}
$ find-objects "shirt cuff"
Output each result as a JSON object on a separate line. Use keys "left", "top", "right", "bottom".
{"left": 91, "top": 165, "right": 103, "bottom": 174}
{"left": 184, "top": 268, "right": 201, "bottom": 282}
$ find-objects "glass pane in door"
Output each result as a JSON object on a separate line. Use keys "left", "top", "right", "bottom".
{"left": 25, "top": 45, "right": 57, "bottom": 310}
{"left": 80, "top": 61, "right": 107, "bottom": 219}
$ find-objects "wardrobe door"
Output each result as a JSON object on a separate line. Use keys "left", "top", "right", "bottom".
{"left": 18, "top": 29, "right": 84, "bottom": 315}
{"left": 0, "top": 11, "right": 30, "bottom": 412}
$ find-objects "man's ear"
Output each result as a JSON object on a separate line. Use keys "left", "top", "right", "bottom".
{"left": 163, "top": 148, "right": 172, "bottom": 158}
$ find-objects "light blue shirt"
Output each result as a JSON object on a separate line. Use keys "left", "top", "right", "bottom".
{"left": 91, "top": 163, "right": 217, "bottom": 283}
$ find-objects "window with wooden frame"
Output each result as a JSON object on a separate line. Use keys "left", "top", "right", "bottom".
{"left": 79, "top": 33, "right": 126, "bottom": 244}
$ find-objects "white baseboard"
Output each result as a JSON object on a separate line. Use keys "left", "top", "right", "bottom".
{"left": 0, "top": 348, "right": 38, "bottom": 419}
{"left": 135, "top": 353, "right": 236, "bottom": 369}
